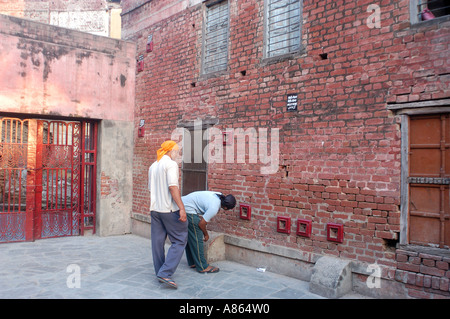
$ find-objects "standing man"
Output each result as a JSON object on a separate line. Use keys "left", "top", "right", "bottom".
{"left": 182, "top": 191, "right": 236, "bottom": 273}
{"left": 148, "top": 140, "right": 187, "bottom": 289}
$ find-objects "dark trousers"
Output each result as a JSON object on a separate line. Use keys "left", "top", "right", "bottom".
{"left": 185, "top": 213, "right": 209, "bottom": 272}
{"left": 151, "top": 210, "right": 188, "bottom": 279}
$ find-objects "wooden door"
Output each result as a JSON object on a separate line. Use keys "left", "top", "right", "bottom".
{"left": 408, "top": 114, "right": 450, "bottom": 248}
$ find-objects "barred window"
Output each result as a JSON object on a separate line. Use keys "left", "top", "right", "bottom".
{"left": 202, "top": 0, "right": 229, "bottom": 74}
{"left": 411, "top": 0, "right": 450, "bottom": 24}
{"left": 265, "top": 0, "right": 302, "bottom": 58}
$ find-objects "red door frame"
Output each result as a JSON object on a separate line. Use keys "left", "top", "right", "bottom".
{"left": 80, "top": 121, "right": 98, "bottom": 235}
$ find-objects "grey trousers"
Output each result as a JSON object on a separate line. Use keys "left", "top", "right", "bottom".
{"left": 150, "top": 210, "right": 188, "bottom": 279}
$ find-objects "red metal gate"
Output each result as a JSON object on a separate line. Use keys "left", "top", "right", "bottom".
{"left": 0, "top": 118, "right": 30, "bottom": 242}
{"left": 0, "top": 117, "right": 97, "bottom": 243}
{"left": 35, "top": 120, "right": 81, "bottom": 239}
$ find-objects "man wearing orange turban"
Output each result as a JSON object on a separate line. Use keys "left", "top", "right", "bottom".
{"left": 156, "top": 140, "right": 179, "bottom": 162}
{"left": 148, "top": 140, "right": 187, "bottom": 289}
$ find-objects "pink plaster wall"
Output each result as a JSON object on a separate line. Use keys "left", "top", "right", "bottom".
{"left": 0, "top": 14, "right": 135, "bottom": 122}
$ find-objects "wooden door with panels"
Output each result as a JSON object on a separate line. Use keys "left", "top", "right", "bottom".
{"left": 408, "top": 114, "right": 450, "bottom": 248}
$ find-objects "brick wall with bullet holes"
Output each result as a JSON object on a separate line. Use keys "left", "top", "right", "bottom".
{"left": 123, "top": 0, "right": 450, "bottom": 298}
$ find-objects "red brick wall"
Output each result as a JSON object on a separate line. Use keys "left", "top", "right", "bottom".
{"left": 125, "top": 0, "right": 450, "bottom": 298}
{"left": 396, "top": 249, "right": 450, "bottom": 298}
{"left": 387, "top": 19, "right": 450, "bottom": 104}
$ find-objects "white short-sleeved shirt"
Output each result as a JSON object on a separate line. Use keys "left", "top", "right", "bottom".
{"left": 148, "top": 155, "right": 179, "bottom": 213}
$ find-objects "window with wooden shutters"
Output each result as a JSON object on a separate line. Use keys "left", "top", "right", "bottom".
{"left": 202, "top": 0, "right": 229, "bottom": 74}
{"left": 265, "top": 0, "right": 302, "bottom": 58}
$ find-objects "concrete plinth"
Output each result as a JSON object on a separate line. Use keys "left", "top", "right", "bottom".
{"left": 309, "top": 256, "right": 352, "bottom": 298}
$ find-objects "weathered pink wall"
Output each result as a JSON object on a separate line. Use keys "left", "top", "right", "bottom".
{"left": 0, "top": 14, "right": 137, "bottom": 237}
{"left": 0, "top": 14, "right": 135, "bottom": 121}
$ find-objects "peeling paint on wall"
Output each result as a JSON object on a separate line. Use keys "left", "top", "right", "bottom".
{"left": 0, "top": 14, "right": 135, "bottom": 121}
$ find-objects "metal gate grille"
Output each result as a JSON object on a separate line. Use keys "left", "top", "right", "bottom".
{"left": 0, "top": 117, "right": 97, "bottom": 243}
{"left": 35, "top": 120, "right": 81, "bottom": 239}
{"left": 0, "top": 118, "right": 29, "bottom": 242}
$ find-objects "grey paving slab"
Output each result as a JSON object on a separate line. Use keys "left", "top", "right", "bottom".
{"left": 0, "top": 234, "right": 331, "bottom": 299}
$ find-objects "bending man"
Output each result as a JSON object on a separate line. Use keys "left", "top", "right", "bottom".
{"left": 182, "top": 191, "right": 236, "bottom": 273}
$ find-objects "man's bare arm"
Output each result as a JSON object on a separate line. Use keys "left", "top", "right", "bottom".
{"left": 198, "top": 217, "right": 209, "bottom": 242}
{"left": 169, "top": 186, "right": 187, "bottom": 222}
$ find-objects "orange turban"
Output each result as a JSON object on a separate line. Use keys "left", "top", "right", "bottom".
{"left": 157, "top": 140, "right": 179, "bottom": 162}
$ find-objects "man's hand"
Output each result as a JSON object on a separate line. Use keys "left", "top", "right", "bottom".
{"left": 179, "top": 208, "right": 187, "bottom": 222}
{"left": 198, "top": 217, "right": 208, "bottom": 241}
{"left": 169, "top": 185, "right": 187, "bottom": 223}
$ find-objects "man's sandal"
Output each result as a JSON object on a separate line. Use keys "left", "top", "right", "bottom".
{"left": 157, "top": 276, "right": 178, "bottom": 289}
{"left": 200, "top": 266, "right": 220, "bottom": 273}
